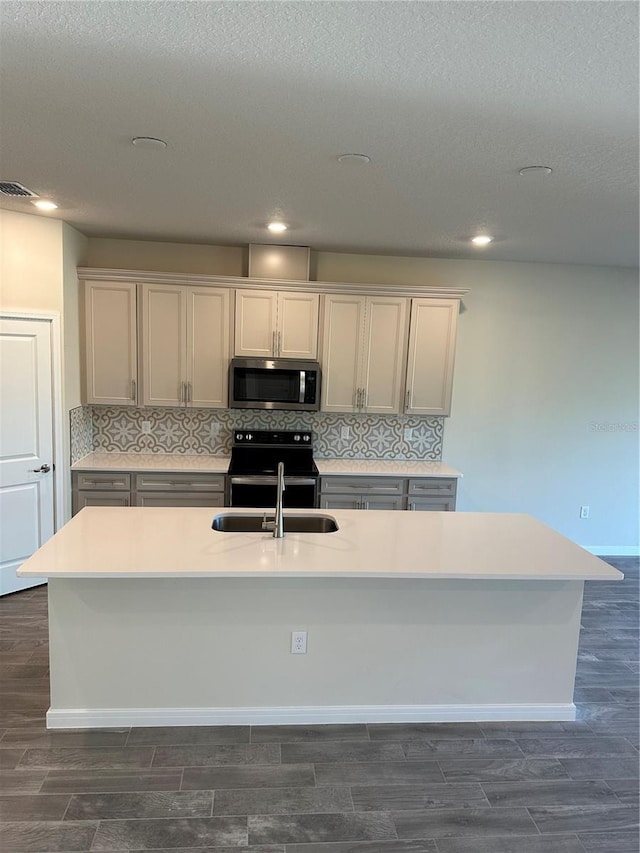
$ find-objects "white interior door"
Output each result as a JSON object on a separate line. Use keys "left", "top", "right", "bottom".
{"left": 0, "top": 317, "right": 54, "bottom": 595}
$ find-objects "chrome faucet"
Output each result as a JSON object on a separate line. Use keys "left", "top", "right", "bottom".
{"left": 262, "top": 461, "right": 286, "bottom": 538}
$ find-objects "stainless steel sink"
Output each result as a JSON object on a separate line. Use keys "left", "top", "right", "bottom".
{"left": 212, "top": 513, "right": 339, "bottom": 533}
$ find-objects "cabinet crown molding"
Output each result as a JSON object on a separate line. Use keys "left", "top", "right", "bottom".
{"left": 77, "top": 267, "right": 469, "bottom": 299}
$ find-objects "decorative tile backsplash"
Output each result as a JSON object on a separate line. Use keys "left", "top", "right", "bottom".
{"left": 69, "top": 406, "right": 93, "bottom": 463}
{"left": 73, "top": 406, "right": 443, "bottom": 461}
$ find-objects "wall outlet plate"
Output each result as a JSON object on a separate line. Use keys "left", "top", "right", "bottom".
{"left": 340, "top": 426, "right": 350, "bottom": 440}
{"left": 291, "top": 630, "right": 307, "bottom": 654}
{"left": 404, "top": 427, "right": 413, "bottom": 441}
{"left": 141, "top": 421, "right": 152, "bottom": 434}
{"left": 209, "top": 423, "right": 221, "bottom": 437}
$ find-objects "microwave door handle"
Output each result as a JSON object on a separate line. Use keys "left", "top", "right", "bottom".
{"left": 299, "top": 370, "right": 306, "bottom": 403}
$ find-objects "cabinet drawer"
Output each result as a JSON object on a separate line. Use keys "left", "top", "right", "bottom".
{"left": 407, "top": 478, "right": 456, "bottom": 497}
{"left": 134, "top": 473, "right": 226, "bottom": 492}
{"left": 320, "top": 476, "right": 405, "bottom": 495}
{"left": 135, "top": 492, "right": 225, "bottom": 508}
{"left": 75, "top": 472, "right": 131, "bottom": 491}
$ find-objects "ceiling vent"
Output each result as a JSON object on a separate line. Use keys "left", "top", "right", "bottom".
{"left": 0, "top": 181, "right": 39, "bottom": 198}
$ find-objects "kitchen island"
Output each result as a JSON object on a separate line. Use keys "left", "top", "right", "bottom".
{"left": 18, "top": 507, "right": 622, "bottom": 729}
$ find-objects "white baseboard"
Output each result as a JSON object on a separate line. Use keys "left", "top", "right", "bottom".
{"left": 584, "top": 546, "right": 639, "bottom": 557}
{"left": 46, "top": 702, "right": 577, "bottom": 729}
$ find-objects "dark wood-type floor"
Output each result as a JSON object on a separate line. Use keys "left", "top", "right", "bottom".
{"left": 0, "top": 557, "right": 637, "bottom": 852}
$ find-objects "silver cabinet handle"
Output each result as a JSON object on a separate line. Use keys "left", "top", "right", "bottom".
{"left": 187, "top": 382, "right": 192, "bottom": 404}
{"left": 405, "top": 389, "right": 411, "bottom": 410}
{"left": 272, "top": 330, "right": 276, "bottom": 356}
{"left": 356, "top": 388, "right": 361, "bottom": 410}
{"left": 277, "top": 330, "right": 282, "bottom": 356}
{"left": 131, "top": 379, "right": 137, "bottom": 401}
{"left": 353, "top": 387, "right": 358, "bottom": 410}
{"left": 31, "top": 464, "right": 51, "bottom": 474}
{"left": 362, "top": 388, "right": 367, "bottom": 410}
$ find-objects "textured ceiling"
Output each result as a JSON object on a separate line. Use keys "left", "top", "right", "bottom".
{"left": 0, "top": 1, "right": 638, "bottom": 267}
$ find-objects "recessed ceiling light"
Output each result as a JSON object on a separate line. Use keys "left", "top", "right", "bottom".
{"left": 131, "top": 136, "right": 168, "bottom": 150}
{"left": 471, "top": 235, "right": 493, "bottom": 246}
{"left": 32, "top": 200, "right": 58, "bottom": 211}
{"left": 337, "top": 153, "right": 371, "bottom": 165}
{"left": 519, "top": 166, "right": 553, "bottom": 177}
{"left": 267, "top": 221, "right": 288, "bottom": 233}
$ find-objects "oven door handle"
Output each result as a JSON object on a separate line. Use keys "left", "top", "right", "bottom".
{"left": 299, "top": 370, "right": 306, "bottom": 404}
{"left": 230, "top": 476, "right": 317, "bottom": 486}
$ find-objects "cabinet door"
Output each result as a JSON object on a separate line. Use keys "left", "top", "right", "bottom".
{"left": 187, "top": 287, "right": 230, "bottom": 408}
{"left": 83, "top": 281, "right": 137, "bottom": 405}
{"left": 361, "top": 297, "right": 408, "bottom": 414}
{"left": 141, "top": 284, "right": 187, "bottom": 407}
{"left": 319, "top": 495, "right": 360, "bottom": 510}
{"left": 405, "top": 298, "right": 459, "bottom": 416}
{"left": 135, "top": 492, "right": 224, "bottom": 508}
{"left": 73, "top": 491, "right": 131, "bottom": 515}
{"left": 320, "top": 295, "right": 366, "bottom": 412}
{"left": 361, "top": 495, "right": 405, "bottom": 511}
{"left": 408, "top": 498, "right": 456, "bottom": 512}
{"left": 277, "top": 292, "right": 319, "bottom": 359}
{"left": 234, "top": 290, "right": 278, "bottom": 357}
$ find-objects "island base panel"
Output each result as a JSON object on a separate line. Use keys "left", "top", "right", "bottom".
{"left": 46, "top": 577, "right": 583, "bottom": 727}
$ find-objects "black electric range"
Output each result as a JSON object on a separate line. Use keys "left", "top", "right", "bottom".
{"left": 227, "top": 430, "right": 319, "bottom": 508}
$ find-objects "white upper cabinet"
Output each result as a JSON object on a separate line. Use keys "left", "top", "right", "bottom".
{"left": 405, "top": 298, "right": 459, "bottom": 416}
{"left": 186, "top": 287, "right": 231, "bottom": 408}
{"left": 83, "top": 281, "right": 138, "bottom": 406}
{"left": 320, "top": 295, "right": 408, "bottom": 414}
{"left": 234, "top": 289, "right": 319, "bottom": 359}
{"left": 141, "top": 284, "right": 230, "bottom": 408}
{"left": 361, "top": 297, "right": 409, "bottom": 414}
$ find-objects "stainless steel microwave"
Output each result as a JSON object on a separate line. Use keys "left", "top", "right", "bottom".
{"left": 229, "top": 358, "right": 321, "bottom": 411}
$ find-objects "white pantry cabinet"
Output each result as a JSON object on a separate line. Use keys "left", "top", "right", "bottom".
{"left": 320, "top": 295, "right": 408, "bottom": 414}
{"left": 234, "top": 289, "right": 319, "bottom": 359}
{"left": 82, "top": 281, "right": 138, "bottom": 405}
{"left": 405, "top": 298, "right": 459, "bottom": 416}
{"left": 140, "top": 284, "right": 230, "bottom": 408}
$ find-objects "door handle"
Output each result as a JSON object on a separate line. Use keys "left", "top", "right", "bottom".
{"left": 31, "top": 464, "right": 51, "bottom": 474}
{"left": 131, "top": 379, "right": 137, "bottom": 401}
{"left": 405, "top": 389, "right": 411, "bottom": 410}
{"left": 277, "top": 331, "right": 282, "bottom": 356}
{"left": 272, "top": 330, "right": 276, "bottom": 356}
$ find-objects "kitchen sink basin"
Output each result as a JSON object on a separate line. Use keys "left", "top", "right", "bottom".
{"left": 212, "top": 513, "right": 339, "bottom": 533}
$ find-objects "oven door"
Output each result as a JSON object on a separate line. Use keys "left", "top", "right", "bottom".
{"left": 229, "top": 476, "right": 318, "bottom": 508}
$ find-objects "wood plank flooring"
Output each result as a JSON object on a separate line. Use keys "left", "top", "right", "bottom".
{"left": 0, "top": 556, "right": 637, "bottom": 852}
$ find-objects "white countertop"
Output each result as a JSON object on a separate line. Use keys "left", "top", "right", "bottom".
{"left": 316, "top": 459, "right": 462, "bottom": 477}
{"left": 19, "top": 507, "right": 621, "bottom": 582}
{"left": 71, "top": 453, "right": 462, "bottom": 478}
{"left": 72, "top": 452, "right": 230, "bottom": 473}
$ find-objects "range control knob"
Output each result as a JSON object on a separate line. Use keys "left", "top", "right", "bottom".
{"left": 246, "top": 433, "right": 253, "bottom": 441}
{"left": 303, "top": 434, "right": 310, "bottom": 442}
{"left": 235, "top": 433, "right": 243, "bottom": 441}
{"left": 294, "top": 434, "right": 301, "bottom": 441}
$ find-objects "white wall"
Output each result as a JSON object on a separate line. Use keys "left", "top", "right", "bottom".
{"left": 317, "top": 253, "right": 639, "bottom": 554}
{"left": 0, "top": 209, "right": 63, "bottom": 311}
{"left": 0, "top": 210, "right": 88, "bottom": 524}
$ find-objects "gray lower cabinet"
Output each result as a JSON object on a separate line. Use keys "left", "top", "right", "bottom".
{"left": 319, "top": 475, "right": 456, "bottom": 511}
{"left": 72, "top": 471, "right": 226, "bottom": 514}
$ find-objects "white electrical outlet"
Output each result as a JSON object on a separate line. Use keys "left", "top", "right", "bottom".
{"left": 291, "top": 630, "right": 307, "bottom": 654}
{"left": 580, "top": 505, "right": 590, "bottom": 519}
{"left": 340, "top": 426, "right": 350, "bottom": 440}
{"left": 404, "top": 427, "right": 413, "bottom": 441}
{"left": 209, "top": 423, "right": 221, "bottom": 438}
{"left": 141, "top": 421, "right": 152, "bottom": 434}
